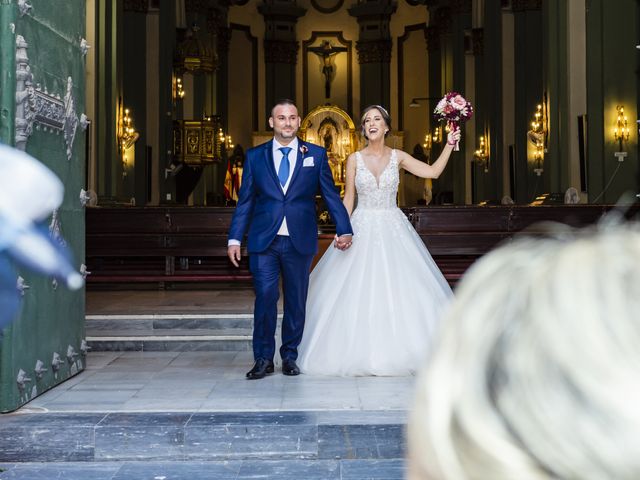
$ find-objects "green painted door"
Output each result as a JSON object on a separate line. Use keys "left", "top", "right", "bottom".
{"left": 0, "top": 1, "right": 87, "bottom": 412}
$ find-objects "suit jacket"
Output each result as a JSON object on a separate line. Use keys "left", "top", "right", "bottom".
{"left": 228, "top": 138, "right": 352, "bottom": 255}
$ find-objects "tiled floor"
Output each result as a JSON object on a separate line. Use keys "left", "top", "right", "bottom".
{"left": 0, "top": 288, "right": 417, "bottom": 479}
{"left": 25, "top": 350, "right": 416, "bottom": 413}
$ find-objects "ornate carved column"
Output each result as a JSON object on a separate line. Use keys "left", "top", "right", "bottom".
{"left": 258, "top": 0, "right": 306, "bottom": 117}
{"left": 348, "top": 0, "right": 397, "bottom": 111}
{"left": 207, "top": 5, "right": 231, "bottom": 129}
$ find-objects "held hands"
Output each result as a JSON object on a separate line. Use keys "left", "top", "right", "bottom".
{"left": 228, "top": 245, "right": 241, "bottom": 267}
{"left": 334, "top": 234, "right": 353, "bottom": 251}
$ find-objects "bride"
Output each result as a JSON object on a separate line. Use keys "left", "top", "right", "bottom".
{"left": 298, "top": 105, "right": 460, "bottom": 376}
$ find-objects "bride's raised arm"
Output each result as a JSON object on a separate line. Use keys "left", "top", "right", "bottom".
{"left": 342, "top": 153, "right": 357, "bottom": 216}
{"left": 399, "top": 128, "right": 460, "bottom": 179}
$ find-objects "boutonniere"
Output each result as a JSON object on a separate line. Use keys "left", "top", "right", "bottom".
{"left": 299, "top": 144, "right": 308, "bottom": 155}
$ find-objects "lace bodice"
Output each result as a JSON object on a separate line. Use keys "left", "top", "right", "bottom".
{"left": 355, "top": 149, "right": 399, "bottom": 209}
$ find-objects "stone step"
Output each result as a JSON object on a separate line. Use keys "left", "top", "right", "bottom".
{"left": 86, "top": 314, "right": 257, "bottom": 332}
{"left": 0, "top": 458, "right": 405, "bottom": 479}
{"left": 86, "top": 314, "right": 262, "bottom": 352}
{"left": 0, "top": 411, "right": 406, "bottom": 465}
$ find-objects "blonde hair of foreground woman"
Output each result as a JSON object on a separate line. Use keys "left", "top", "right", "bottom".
{"left": 408, "top": 219, "right": 640, "bottom": 480}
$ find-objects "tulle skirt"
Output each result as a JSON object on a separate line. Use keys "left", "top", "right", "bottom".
{"left": 298, "top": 207, "right": 453, "bottom": 376}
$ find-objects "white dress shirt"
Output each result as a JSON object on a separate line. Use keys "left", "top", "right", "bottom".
{"left": 228, "top": 137, "right": 298, "bottom": 246}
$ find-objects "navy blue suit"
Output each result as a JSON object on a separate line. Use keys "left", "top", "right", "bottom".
{"left": 228, "top": 138, "right": 352, "bottom": 362}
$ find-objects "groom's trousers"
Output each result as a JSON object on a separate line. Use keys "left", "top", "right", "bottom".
{"left": 249, "top": 235, "right": 314, "bottom": 362}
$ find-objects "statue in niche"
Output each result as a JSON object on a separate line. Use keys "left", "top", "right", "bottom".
{"left": 317, "top": 117, "right": 344, "bottom": 183}
{"left": 309, "top": 40, "right": 347, "bottom": 99}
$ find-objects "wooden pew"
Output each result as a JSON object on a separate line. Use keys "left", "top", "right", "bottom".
{"left": 86, "top": 205, "right": 613, "bottom": 287}
{"left": 410, "top": 205, "right": 611, "bottom": 284}
{"left": 86, "top": 207, "right": 252, "bottom": 285}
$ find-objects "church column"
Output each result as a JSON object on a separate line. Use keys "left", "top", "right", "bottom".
{"left": 258, "top": 1, "right": 306, "bottom": 117}
{"left": 425, "top": 25, "right": 442, "bottom": 117}
{"left": 158, "top": 0, "right": 177, "bottom": 204}
{"left": 501, "top": 2, "right": 515, "bottom": 202}
{"left": 561, "top": 0, "right": 587, "bottom": 198}
{"left": 477, "top": 0, "right": 503, "bottom": 203}
{"left": 425, "top": 4, "right": 456, "bottom": 202}
{"left": 348, "top": 0, "right": 397, "bottom": 111}
{"left": 511, "top": 0, "right": 543, "bottom": 203}
{"left": 208, "top": 3, "right": 232, "bottom": 205}
{"left": 542, "top": 0, "right": 570, "bottom": 196}
{"left": 123, "top": 0, "right": 150, "bottom": 205}
{"left": 450, "top": 0, "right": 473, "bottom": 204}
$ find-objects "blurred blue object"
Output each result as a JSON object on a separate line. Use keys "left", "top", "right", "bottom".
{"left": 0, "top": 257, "right": 21, "bottom": 331}
{"left": 0, "top": 144, "right": 83, "bottom": 331}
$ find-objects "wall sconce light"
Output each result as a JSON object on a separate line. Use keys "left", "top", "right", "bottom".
{"left": 528, "top": 102, "right": 547, "bottom": 176}
{"left": 422, "top": 126, "right": 443, "bottom": 151}
{"left": 423, "top": 133, "right": 431, "bottom": 150}
{"left": 474, "top": 134, "right": 489, "bottom": 172}
{"left": 218, "top": 128, "right": 234, "bottom": 151}
{"left": 117, "top": 101, "right": 139, "bottom": 154}
{"left": 432, "top": 126, "right": 442, "bottom": 144}
{"left": 613, "top": 105, "right": 630, "bottom": 156}
{"left": 174, "top": 75, "right": 185, "bottom": 101}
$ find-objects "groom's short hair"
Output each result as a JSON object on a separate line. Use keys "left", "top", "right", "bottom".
{"left": 270, "top": 99, "right": 298, "bottom": 118}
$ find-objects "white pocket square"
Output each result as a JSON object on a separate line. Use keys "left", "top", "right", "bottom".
{"left": 303, "top": 157, "right": 314, "bottom": 167}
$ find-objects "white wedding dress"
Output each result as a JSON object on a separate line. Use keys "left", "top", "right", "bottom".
{"left": 298, "top": 149, "right": 453, "bottom": 376}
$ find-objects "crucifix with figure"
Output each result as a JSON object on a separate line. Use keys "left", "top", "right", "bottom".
{"left": 309, "top": 40, "right": 348, "bottom": 99}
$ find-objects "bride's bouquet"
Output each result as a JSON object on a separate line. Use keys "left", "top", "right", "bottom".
{"left": 433, "top": 92, "right": 473, "bottom": 151}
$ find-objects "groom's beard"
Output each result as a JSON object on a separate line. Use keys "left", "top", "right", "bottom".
{"left": 278, "top": 127, "right": 297, "bottom": 139}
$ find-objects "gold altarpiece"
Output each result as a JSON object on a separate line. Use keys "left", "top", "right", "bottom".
{"left": 299, "top": 104, "right": 359, "bottom": 195}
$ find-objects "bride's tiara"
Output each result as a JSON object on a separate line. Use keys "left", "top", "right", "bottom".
{"left": 372, "top": 105, "right": 389, "bottom": 117}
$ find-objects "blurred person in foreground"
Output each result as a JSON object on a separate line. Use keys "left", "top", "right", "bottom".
{"left": 0, "top": 144, "right": 83, "bottom": 331}
{"left": 408, "top": 218, "right": 640, "bottom": 480}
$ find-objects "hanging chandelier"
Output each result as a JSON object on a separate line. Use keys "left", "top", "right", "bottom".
{"left": 174, "top": 24, "right": 216, "bottom": 74}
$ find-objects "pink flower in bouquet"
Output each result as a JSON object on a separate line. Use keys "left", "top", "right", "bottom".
{"left": 434, "top": 92, "right": 473, "bottom": 123}
{"left": 451, "top": 94, "right": 467, "bottom": 111}
{"left": 433, "top": 92, "right": 473, "bottom": 150}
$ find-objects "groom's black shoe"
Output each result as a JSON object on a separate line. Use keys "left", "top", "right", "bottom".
{"left": 282, "top": 359, "right": 300, "bottom": 376}
{"left": 246, "top": 358, "right": 274, "bottom": 380}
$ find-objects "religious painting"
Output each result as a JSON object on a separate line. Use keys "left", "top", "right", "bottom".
{"left": 302, "top": 32, "right": 352, "bottom": 116}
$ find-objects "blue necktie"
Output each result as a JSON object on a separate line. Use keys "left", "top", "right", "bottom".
{"left": 278, "top": 147, "right": 292, "bottom": 187}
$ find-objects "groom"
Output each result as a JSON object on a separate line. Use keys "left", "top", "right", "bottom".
{"left": 228, "top": 99, "right": 353, "bottom": 379}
